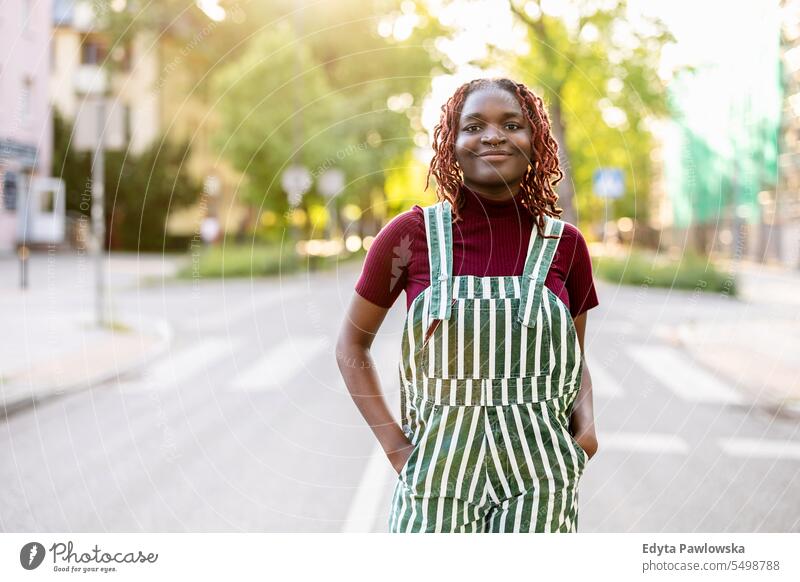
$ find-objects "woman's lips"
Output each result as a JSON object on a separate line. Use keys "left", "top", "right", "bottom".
{"left": 478, "top": 153, "right": 513, "bottom": 162}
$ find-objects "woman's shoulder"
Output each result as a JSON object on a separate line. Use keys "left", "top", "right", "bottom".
{"left": 554, "top": 219, "right": 589, "bottom": 244}
{"left": 367, "top": 206, "right": 427, "bottom": 252}
{"left": 381, "top": 205, "right": 426, "bottom": 233}
{"left": 550, "top": 219, "right": 594, "bottom": 262}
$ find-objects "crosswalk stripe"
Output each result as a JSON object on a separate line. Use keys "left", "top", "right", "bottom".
{"left": 627, "top": 345, "right": 743, "bottom": 404}
{"left": 116, "top": 338, "right": 239, "bottom": 391}
{"left": 584, "top": 354, "right": 624, "bottom": 399}
{"left": 718, "top": 438, "right": 800, "bottom": 460}
{"left": 228, "top": 335, "right": 329, "bottom": 391}
{"left": 597, "top": 431, "right": 690, "bottom": 454}
{"left": 192, "top": 292, "right": 284, "bottom": 330}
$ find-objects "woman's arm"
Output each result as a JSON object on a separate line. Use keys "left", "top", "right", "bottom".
{"left": 336, "top": 293, "right": 413, "bottom": 474}
{"left": 571, "top": 311, "right": 599, "bottom": 460}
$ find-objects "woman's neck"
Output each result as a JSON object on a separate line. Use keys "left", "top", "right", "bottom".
{"left": 460, "top": 179, "right": 522, "bottom": 202}
{"left": 459, "top": 183, "right": 529, "bottom": 219}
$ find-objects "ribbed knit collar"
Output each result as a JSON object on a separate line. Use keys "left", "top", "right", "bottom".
{"left": 460, "top": 183, "right": 526, "bottom": 218}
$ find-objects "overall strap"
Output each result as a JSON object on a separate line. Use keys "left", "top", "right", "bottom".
{"left": 423, "top": 199, "right": 454, "bottom": 321}
{"left": 518, "top": 214, "right": 564, "bottom": 327}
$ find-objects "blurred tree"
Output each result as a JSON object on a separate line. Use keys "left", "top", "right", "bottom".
{"left": 52, "top": 110, "right": 91, "bottom": 214}
{"left": 105, "top": 138, "right": 200, "bottom": 251}
{"left": 211, "top": 0, "right": 441, "bottom": 234}
{"left": 53, "top": 111, "right": 200, "bottom": 251}
{"left": 501, "top": 0, "right": 673, "bottom": 226}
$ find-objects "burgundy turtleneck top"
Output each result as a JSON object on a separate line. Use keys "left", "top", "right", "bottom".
{"left": 354, "top": 184, "right": 599, "bottom": 319}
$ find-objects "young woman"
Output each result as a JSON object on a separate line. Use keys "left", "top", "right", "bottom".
{"left": 336, "top": 77, "right": 599, "bottom": 533}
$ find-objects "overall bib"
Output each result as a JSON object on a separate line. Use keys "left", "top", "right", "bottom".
{"left": 388, "top": 199, "right": 588, "bottom": 533}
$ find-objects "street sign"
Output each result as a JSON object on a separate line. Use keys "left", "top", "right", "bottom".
{"left": 318, "top": 168, "right": 344, "bottom": 198}
{"left": 281, "top": 165, "right": 312, "bottom": 207}
{"left": 593, "top": 168, "right": 625, "bottom": 198}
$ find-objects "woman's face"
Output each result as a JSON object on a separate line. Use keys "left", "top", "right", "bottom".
{"left": 453, "top": 87, "right": 533, "bottom": 196}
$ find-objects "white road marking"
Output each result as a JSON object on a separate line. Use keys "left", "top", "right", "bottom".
{"left": 584, "top": 354, "right": 624, "bottom": 399}
{"left": 342, "top": 442, "right": 395, "bottom": 532}
{"left": 191, "top": 285, "right": 305, "bottom": 330}
{"left": 597, "top": 431, "right": 690, "bottom": 455}
{"left": 718, "top": 438, "right": 800, "bottom": 460}
{"left": 228, "top": 335, "right": 329, "bottom": 392}
{"left": 116, "top": 338, "right": 239, "bottom": 391}
{"left": 627, "top": 345, "right": 744, "bottom": 404}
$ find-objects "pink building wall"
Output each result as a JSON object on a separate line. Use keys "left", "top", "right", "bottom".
{"left": 0, "top": 0, "right": 53, "bottom": 253}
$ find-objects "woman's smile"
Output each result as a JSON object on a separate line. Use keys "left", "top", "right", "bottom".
{"left": 477, "top": 152, "right": 515, "bottom": 163}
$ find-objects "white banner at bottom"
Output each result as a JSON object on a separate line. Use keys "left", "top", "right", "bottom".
{"left": 1, "top": 533, "right": 798, "bottom": 581}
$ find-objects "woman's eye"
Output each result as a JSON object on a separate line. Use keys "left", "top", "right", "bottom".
{"left": 464, "top": 123, "right": 521, "bottom": 132}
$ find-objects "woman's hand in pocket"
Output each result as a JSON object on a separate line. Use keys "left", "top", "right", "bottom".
{"left": 387, "top": 436, "right": 414, "bottom": 475}
{"left": 571, "top": 414, "right": 598, "bottom": 461}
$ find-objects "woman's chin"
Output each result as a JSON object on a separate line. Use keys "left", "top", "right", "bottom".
{"left": 466, "top": 173, "right": 525, "bottom": 188}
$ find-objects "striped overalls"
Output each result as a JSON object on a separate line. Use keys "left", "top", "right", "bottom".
{"left": 389, "top": 199, "right": 589, "bottom": 533}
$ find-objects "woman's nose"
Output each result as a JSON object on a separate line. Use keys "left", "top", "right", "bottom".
{"left": 481, "top": 132, "right": 506, "bottom": 144}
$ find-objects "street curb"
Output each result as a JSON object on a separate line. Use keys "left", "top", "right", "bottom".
{"left": 0, "top": 315, "right": 173, "bottom": 418}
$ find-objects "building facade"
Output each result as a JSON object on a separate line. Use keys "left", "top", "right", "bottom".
{"left": 50, "top": 0, "right": 247, "bottom": 248}
{"left": 777, "top": 0, "right": 800, "bottom": 268}
{"left": 0, "top": 0, "right": 56, "bottom": 254}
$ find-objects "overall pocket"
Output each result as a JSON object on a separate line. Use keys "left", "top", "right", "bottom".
{"left": 419, "top": 298, "right": 552, "bottom": 380}
{"left": 544, "top": 395, "right": 589, "bottom": 472}
{"left": 396, "top": 398, "right": 440, "bottom": 484}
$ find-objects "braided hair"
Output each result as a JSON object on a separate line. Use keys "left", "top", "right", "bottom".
{"left": 425, "top": 77, "right": 564, "bottom": 237}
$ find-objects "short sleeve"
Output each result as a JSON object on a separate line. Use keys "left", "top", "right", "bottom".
{"left": 354, "top": 209, "right": 421, "bottom": 309}
{"left": 563, "top": 223, "right": 599, "bottom": 318}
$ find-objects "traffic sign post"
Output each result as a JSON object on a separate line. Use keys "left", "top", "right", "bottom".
{"left": 593, "top": 168, "right": 625, "bottom": 247}
{"left": 281, "top": 164, "right": 312, "bottom": 266}
{"left": 318, "top": 168, "right": 344, "bottom": 241}
{"left": 592, "top": 168, "right": 624, "bottom": 199}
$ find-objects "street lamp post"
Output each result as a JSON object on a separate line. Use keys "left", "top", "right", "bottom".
{"left": 74, "top": 65, "right": 110, "bottom": 327}
{"left": 318, "top": 168, "right": 345, "bottom": 242}
{"left": 92, "top": 97, "right": 106, "bottom": 327}
{"left": 281, "top": 163, "right": 312, "bottom": 260}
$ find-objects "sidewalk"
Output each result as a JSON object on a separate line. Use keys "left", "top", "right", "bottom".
{"left": 675, "top": 260, "right": 800, "bottom": 413}
{"left": 0, "top": 252, "right": 182, "bottom": 415}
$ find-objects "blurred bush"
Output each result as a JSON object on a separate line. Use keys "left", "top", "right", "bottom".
{"left": 592, "top": 248, "right": 736, "bottom": 296}
{"left": 175, "top": 244, "right": 365, "bottom": 279}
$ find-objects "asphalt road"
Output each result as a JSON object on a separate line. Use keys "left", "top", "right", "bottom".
{"left": 1, "top": 259, "right": 798, "bottom": 532}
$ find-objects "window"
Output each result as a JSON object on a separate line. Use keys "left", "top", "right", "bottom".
{"left": 81, "top": 36, "right": 108, "bottom": 65}
{"left": 3, "top": 172, "right": 18, "bottom": 211}
{"left": 40, "top": 188, "right": 54, "bottom": 213}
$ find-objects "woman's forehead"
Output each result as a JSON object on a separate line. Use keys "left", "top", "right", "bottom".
{"left": 460, "top": 88, "right": 523, "bottom": 118}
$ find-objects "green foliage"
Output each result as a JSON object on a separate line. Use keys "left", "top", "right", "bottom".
{"left": 105, "top": 139, "right": 201, "bottom": 251}
{"left": 52, "top": 110, "right": 92, "bottom": 214}
{"left": 53, "top": 112, "right": 201, "bottom": 251}
{"left": 210, "top": 0, "right": 438, "bottom": 224}
{"left": 175, "top": 243, "right": 365, "bottom": 279}
{"left": 592, "top": 248, "right": 736, "bottom": 295}
{"left": 495, "top": 1, "right": 675, "bottom": 226}
{"left": 210, "top": 20, "right": 335, "bottom": 215}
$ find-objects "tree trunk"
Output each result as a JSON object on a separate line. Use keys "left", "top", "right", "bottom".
{"left": 549, "top": 100, "right": 577, "bottom": 225}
